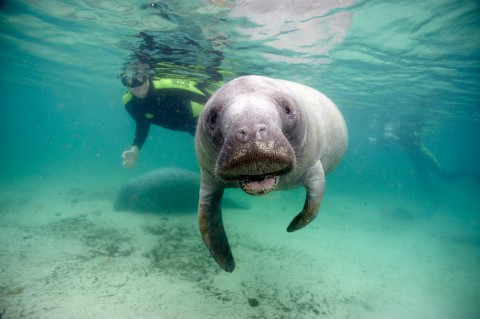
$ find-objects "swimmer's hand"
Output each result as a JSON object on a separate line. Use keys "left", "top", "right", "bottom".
{"left": 122, "top": 145, "right": 139, "bottom": 168}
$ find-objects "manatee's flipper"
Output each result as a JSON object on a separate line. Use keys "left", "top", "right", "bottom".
{"left": 198, "top": 174, "right": 235, "bottom": 272}
{"left": 287, "top": 161, "right": 326, "bottom": 232}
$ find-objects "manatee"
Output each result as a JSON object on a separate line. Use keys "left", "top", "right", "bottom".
{"left": 114, "top": 168, "right": 200, "bottom": 213}
{"left": 114, "top": 167, "right": 250, "bottom": 213}
{"left": 195, "top": 75, "right": 348, "bottom": 272}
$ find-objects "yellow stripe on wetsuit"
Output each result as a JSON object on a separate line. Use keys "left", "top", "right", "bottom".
{"left": 122, "top": 78, "right": 206, "bottom": 117}
{"left": 152, "top": 78, "right": 205, "bottom": 97}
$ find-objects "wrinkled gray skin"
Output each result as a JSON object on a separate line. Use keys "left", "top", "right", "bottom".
{"left": 195, "top": 75, "right": 348, "bottom": 272}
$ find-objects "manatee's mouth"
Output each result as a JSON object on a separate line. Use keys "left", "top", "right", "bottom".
{"left": 239, "top": 174, "right": 279, "bottom": 196}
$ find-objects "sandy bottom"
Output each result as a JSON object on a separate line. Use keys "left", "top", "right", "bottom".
{"left": 0, "top": 172, "right": 479, "bottom": 319}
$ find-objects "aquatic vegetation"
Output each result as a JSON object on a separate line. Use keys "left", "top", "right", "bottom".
{"left": 45, "top": 215, "right": 134, "bottom": 258}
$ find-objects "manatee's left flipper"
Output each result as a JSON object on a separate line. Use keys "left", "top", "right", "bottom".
{"left": 287, "top": 161, "right": 326, "bottom": 232}
{"left": 198, "top": 173, "right": 235, "bottom": 272}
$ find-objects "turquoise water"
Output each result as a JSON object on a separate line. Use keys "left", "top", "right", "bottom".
{"left": 1, "top": 1, "right": 479, "bottom": 318}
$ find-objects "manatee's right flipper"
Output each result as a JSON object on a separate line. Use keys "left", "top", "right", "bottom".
{"left": 198, "top": 173, "right": 235, "bottom": 272}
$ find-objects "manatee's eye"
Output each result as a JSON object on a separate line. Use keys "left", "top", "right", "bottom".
{"left": 281, "top": 100, "right": 293, "bottom": 116}
{"left": 205, "top": 110, "right": 218, "bottom": 130}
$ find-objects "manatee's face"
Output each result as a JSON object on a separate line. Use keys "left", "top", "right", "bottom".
{"left": 197, "top": 78, "right": 302, "bottom": 195}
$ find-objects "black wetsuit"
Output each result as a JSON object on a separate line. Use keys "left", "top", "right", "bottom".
{"left": 124, "top": 80, "right": 207, "bottom": 149}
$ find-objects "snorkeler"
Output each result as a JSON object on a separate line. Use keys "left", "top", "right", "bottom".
{"left": 120, "top": 69, "right": 209, "bottom": 168}
{"left": 392, "top": 122, "right": 449, "bottom": 182}
{"left": 119, "top": 2, "right": 228, "bottom": 168}
{"left": 381, "top": 119, "right": 480, "bottom": 186}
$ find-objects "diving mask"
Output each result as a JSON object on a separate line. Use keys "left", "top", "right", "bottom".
{"left": 121, "top": 73, "right": 148, "bottom": 88}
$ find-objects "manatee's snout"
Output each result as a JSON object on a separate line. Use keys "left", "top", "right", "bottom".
{"left": 216, "top": 115, "right": 296, "bottom": 195}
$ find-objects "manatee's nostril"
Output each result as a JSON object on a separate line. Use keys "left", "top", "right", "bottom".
{"left": 237, "top": 129, "right": 248, "bottom": 142}
{"left": 237, "top": 126, "right": 267, "bottom": 142}
{"left": 256, "top": 127, "right": 267, "bottom": 140}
